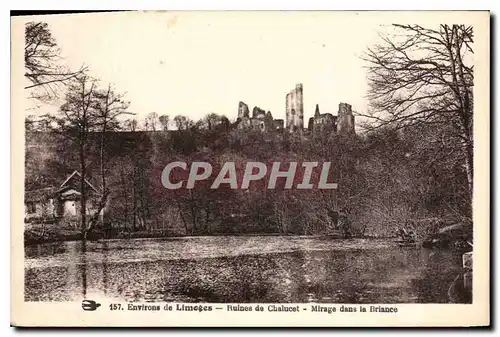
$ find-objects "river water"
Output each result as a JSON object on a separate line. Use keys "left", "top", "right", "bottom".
{"left": 24, "top": 236, "right": 471, "bottom": 303}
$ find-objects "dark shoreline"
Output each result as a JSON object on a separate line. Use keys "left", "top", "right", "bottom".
{"left": 24, "top": 228, "right": 387, "bottom": 246}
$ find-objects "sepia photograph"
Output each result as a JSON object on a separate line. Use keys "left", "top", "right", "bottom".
{"left": 10, "top": 10, "right": 490, "bottom": 327}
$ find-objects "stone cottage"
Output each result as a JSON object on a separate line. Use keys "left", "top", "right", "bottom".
{"left": 24, "top": 170, "right": 103, "bottom": 226}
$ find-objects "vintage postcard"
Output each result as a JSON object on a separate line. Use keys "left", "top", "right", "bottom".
{"left": 11, "top": 11, "right": 490, "bottom": 327}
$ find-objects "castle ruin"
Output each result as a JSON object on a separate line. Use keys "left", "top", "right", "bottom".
{"left": 237, "top": 102, "right": 278, "bottom": 132}
{"left": 308, "top": 102, "right": 355, "bottom": 134}
{"left": 236, "top": 83, "right": 355, "bottom": 135}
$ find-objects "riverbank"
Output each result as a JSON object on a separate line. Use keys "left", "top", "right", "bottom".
{"left": 24, "top": 226, "right": 381, "bottom": 246}
{"left": 24, "top": 226, "right": 175, "bottom": 246}
{"left": 24, "top": 221, "right": 471, "bottom": 249}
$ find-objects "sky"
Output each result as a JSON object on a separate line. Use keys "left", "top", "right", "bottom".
{"left": 17, "top": 11, "right": 390, "bottom": 124}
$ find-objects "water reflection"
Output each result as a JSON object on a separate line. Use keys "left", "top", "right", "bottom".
{"left": 102, "top": 241, "right": 109, "bottom": 296}
{"left": 24, "top": 237, "right": 471, "bottom": 303}
{"left": 81, "top": 240, "right": 87, "bottom": 297}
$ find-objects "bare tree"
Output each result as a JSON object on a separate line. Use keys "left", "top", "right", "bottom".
{"left": 362, "top": 24, "right": 474, "bottom": 198}
{"left": 25, "top": 21, "right": 87, "bottom": 102}
{"left": 93, "top": 84, "right": 132, "bottom": 226}
{"left": 56, "top": 75, "right": 98, "bottom": 237}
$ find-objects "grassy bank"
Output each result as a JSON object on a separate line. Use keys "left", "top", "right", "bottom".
{"left": 24, "top": 226, "right": 175, "bottom": 246}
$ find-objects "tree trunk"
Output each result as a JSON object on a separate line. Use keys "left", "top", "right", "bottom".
{"left": 120, "top": 170, "right": 129, "bottom": 230}
{"left": 100, "top": 120, "right": 107, "bottom": 225}
{"left": 463, "top": 141, "right": 474, "bottom": 200}
{"left": 132, "top": 176, "right": 137, "bottom": 232}
{"left": 453, "top": 28, "right": 474, "bottom": 200}
{"left": 445, "top": 26, "right": 474, "bottom": 201}
{"left": 175, "top": 193, "right": 189, "bottom": 235}
{"left": 189, "top": 190, "right": 197, "bottom": 234}
{"left": 79, "top": 136, "right": 87, "bottom": 236}
{"left": 85, "top": 191, "right": 110, "bottom": 236}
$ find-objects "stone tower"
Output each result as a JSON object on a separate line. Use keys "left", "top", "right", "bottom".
{"left": 285, "top": 83, "right": 304, "bottom": 132}
{"left": 337, "top": 102, "right": 355, "bottom": 134}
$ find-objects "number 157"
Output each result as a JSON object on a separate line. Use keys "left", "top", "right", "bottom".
{"left": 109, "top": 303, "right": 122, "bottom": 310}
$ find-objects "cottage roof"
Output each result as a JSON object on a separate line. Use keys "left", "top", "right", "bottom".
{"left": 60, "top": 170, "right": 100, "bottom": 193}
{"left": 25, "top": 171, "right": 100, "bottom": 204}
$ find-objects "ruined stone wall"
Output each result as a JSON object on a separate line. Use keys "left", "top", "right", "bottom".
{"left": 252, "top": 106, "right": 266, "bottom": 119}
{"left": 337, "top": 102, "right": 355, "bottom": 134}
{"left": 314, "top": 114, "right": 336, "bottom": 133}
{"left": 273, "top": 119, "right": 284, "bottom": 131}
{"left": 264, "top": 111, "right": 274, "bottom": 131}
{"left": 237, "top": 102, "right": 276, "bottom": 132}
{"left": 238, "top": 101, "right": 249, "bottom": 118}
{"left": 237, "top": 117, "right": 252, "bottom": 130}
